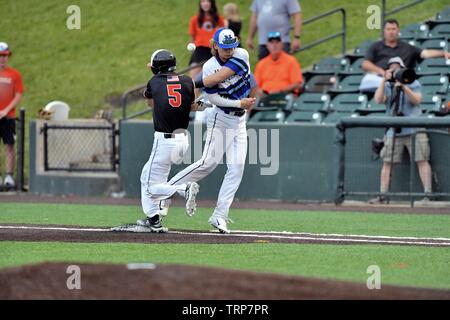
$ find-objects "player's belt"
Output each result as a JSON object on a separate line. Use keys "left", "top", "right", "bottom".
{"left": 218, "top": 106, "right": 245, "bottom": 117}
{"left": 155, "top": 132, "right": 186, "bottom": 139}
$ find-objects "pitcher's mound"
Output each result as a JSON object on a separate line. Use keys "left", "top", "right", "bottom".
{"left": 1, "top": 262, "right": 449, "bottom": 299}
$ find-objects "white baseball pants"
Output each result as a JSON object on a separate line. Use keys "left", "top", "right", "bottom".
{"left": 155, "top": 107, "right": 248, "bottom": 220}
{"left": 140, "top": 132, "right": 189, "bottom": 218}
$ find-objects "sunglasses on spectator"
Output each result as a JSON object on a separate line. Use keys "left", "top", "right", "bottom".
{"left": 267, "top": 31, "right": 282, "bottom": 41}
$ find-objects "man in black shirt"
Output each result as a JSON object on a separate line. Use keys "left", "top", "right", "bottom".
{"left": 360, "top": 19, "right": 450, "bottom": 91}
{"left": 138, "top": 49, "right": 207, "bottom": 232}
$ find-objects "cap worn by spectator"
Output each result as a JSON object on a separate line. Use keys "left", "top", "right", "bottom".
{"left": 387, "top": 56, "right": 405, "bottom": 68}
{"left": 213, "top": 28, "right": 239, "bottom": 49}
{"left": 0, "top": 42, "right": 12, "bottom": 56}
{"left": 267, "top": 31, "right": 282, "bottom": 42}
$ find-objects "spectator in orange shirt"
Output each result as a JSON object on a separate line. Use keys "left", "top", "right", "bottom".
{"left": 188, "top": 0, "right": 225, "bottom": 82}
{"left": 0, "top": 42, "right": 24, "bottom": 189}
{"left": 254, "top": 32, "right": 303, "bottom": 96}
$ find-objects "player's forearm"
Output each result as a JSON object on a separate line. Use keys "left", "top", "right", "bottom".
{"left": 207, "top": 93, "right": 241, "bottom": 109}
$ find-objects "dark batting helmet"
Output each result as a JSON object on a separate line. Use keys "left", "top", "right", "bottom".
{"left": 150, "top": 49, "right": 176, "bottom": 74}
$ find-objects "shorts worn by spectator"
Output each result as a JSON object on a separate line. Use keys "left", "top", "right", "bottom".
{"left": 0, "top": 42, "right": 24, "bottom": 190}
{"left": 254, "top": 31, "right": 303, "bottom": 96}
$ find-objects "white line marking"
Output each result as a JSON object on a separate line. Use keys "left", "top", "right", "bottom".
{"left": 168, "top": 231, "right": 450, "bottom": 246}
{"left": 0, "top": 225, "right": 108, "bottom": 232}
{"left": 1, "top": 225, "right": 449, "bottom": 246}
{"left": 231, "top": 230, "right": 450, "bottom": 242}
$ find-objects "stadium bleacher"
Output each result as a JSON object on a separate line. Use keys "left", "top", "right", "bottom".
{"left": 248, "top": 6, "right": 450, "bottom": 124}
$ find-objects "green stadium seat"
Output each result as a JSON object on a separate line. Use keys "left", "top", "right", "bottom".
{"left": 419, "top": 75, "right": 449, "bottom": 95}
{"left": 329, "top": 75, "right": 364, "bottom": 93}
{"left": 284, "top": 110, "right": 323, "bottom": 124}
{"left": 309, "top": 57, "right": 349, "bottom": 75}
{"left": 428, "top": 24, "right": 450, "bottom": 39}
{"left": 415, "top": 58, "right": 450, "bottom": 76}
{"left": 350, "top": 40, "right": 374, "bottom": 58}
{"left": 321, "top": 111, "right": 358, "bottom": 124}
{"left": 339, "top": 58, "right": 364, "bottom": 76}
{"left": 365, "top": 98, "right": 386, "bottom": 114}
{"left": 436, "top": 7, "right": 450, "bottom": 23}
{"left": 248, "top": 110, "right": 286, "bottom": 123}
{"left": 304, "top": 74, "right": 338, "bottom": 93}
{"left": 364, "top": 112, "right": 389, "bottom": 118}
{"left": 253, "top": 93, "right": 294, "bottom": 112}
{"left": 291, "top": 93, "right": 330, "bottom": 112}
{"left": 329, "top": 93, "right": 368, "bottom": 112}
{"left": 420, "top": 93, "right": 446, "bottom": 114}
{"left": 419, "top": 39, "right": 448, "bottom": 51}
{"left": 399, "top": 23, "right": 429, "bottom": 40}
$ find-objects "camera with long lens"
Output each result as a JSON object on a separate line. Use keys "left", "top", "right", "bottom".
{"left": 387, "top": 68, "right": 417, "bottom": 84}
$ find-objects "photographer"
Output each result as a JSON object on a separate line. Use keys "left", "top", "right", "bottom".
{"left": 370, "top": 57, "right": 432, "bottom": 204}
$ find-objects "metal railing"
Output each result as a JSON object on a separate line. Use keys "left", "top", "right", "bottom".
{"left": 381, "top": 0, "right": 426, "bottom": 36}
{"left": 16, "top": 108, "right": 26, "bottom": 191}
{"left": 335, "top": 117, "right": 450, "bottom": 207}
{"left": 294, "top": 8, "right": 347, "bottom": 56}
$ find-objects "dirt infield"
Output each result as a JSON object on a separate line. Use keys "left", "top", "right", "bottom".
{"left": 1, "top": 224, "right": 450, "bottom": 247}
{"left": 1, "top": 262, "right": 449, "bottom": 300}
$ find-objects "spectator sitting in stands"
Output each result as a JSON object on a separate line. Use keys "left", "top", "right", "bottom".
{"left": 254, "top": 31, "right": 303, "bottom": 97}
{"left": 359, "top": 19, "right": 450, "bottom": 92}
{"left": 369, "top": 57, "right": 433, "bottom": 204}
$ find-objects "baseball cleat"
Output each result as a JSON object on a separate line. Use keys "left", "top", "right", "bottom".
{"left": 185, "top": 182, "right": 199, "bottom": 217}
{"left": 208, "top": 216, "right": 230, "bottom": 234}
{"left": 136, "top": 215, "right": 168, "bottom": 233}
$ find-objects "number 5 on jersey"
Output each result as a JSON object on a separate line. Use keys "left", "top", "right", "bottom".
{"left": 167, "top": 84, "right": 182, "bottom": 108}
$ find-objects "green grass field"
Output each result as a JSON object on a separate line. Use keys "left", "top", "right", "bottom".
{"left": 1, "top": 202, "right": 449, "bottom": 290}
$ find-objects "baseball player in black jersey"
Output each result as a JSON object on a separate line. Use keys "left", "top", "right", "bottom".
{"left": 137, "top": 49, "right": 207, "bottom": 233}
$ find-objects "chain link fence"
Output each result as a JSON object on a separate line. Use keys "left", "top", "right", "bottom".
{"left": 42, "top": 123, "right": 117, "bottom": 172}
{"left": 336, "top": 117, "right": 450, "bottom": 206}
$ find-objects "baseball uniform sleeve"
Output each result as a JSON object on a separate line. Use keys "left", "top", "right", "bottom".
{"left": 224, "top": 49, "right": 250, "bottom": 76}
{"left": 143, "top": 80, "right": 153, "bottom": 99}
{"left": 202, "top": 59, "right": 220, "bottom": 94}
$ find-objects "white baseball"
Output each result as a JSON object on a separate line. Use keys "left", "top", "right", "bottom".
{"left": 187, "top": 43, "right": 196, "bottom": 52}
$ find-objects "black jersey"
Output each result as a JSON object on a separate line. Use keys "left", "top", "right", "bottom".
{"left": 143, "top": 73, "right": 195, "bottom": 133}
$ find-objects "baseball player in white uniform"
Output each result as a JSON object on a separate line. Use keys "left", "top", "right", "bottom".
{"left": 149, "top": 28, "right": 255, "bottom": 233}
